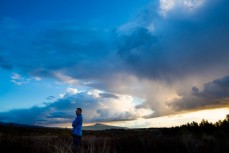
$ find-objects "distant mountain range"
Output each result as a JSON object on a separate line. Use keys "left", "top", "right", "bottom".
{"left": 0, "top": 122, "right": 127, "bottom": 131}
{"left": 0, "top": 122, "right": 44, "bottom": 128}
{"left": 83, "top": 123, "right": 128, "bottom": 130}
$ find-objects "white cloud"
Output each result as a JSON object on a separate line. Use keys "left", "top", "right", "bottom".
{"left": 87, "top": 89, "right": 102, "bottom": 98}
{"left": 52, "top": 88, "right": 155, "bottom": 123}
{"left": 54, "top": 72, "right": 78, "bottom": 85}
{"left": 34, "top": 76, "right": 42, "bottom": 81}
{"left": 159, "top": 0, "right": 205, "bottom": 16}
{"left": 59, "top": 87, "right": 78, "bottom": 98}
{"left": 159, "top": 0, "right": 175, "bottom": 16}
{"left": 11, "top": 73, "right": 21, "bottom": 79}
{"left": 11, "top": 72, "right": 30, "bottom": 85}
{"left": 83, "top": 91, "right": 154, "bottom": 122}
{"left": 59, "top": 93, "right": 65, "bottom": 98}
{"left": 183, "top": 0, "right": 204, "bottom": 9}
{"left": 66, "top": 87, "right": 78, "bottom": 95}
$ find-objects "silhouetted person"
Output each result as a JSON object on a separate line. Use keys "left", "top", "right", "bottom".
{"left": 72, "top": 108, "right": 83, "bottom": 149}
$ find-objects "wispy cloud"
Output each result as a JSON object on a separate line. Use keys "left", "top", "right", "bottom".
{"left": 11, "top": 73, "right": 30, "bottom": 85}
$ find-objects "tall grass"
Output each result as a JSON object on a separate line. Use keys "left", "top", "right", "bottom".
{"left": 0, "top": 133, "right": 116, "bottom": 153}
{"left": 0, "top": 115, "right": 229, "bottom": 153}
{"left": 0, "top": 129, "right": 228, "bottom": 153}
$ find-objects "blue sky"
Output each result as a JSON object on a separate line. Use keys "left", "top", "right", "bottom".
{"left": 0, "top": 0, "right": 229, "bottom": 128}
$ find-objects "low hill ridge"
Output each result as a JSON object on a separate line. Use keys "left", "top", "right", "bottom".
{"left": 83, "top": 123, "right": 128, "bottom": 130}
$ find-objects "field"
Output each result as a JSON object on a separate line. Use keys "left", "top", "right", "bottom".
{"left": 0, "top": 116, "right": 229, "bottom": 153}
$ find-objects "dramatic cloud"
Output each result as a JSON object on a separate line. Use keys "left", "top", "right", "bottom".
{"left": 1, "top": 1, "right": 229, "bottom": 82}
{"left": 170, "top": 75, "right": 229, "bottom": 110}
{"left": 0, "top": 89, "right": 152, "bottom": 125}
{"left": 117, "top": 0, "right": 229, "bottom": 81}
{"left": 1, "top": 0, "right": 229, "bottom": 125}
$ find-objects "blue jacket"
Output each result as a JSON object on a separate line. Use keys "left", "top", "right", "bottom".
{"left": 72, "top": 114, "right": 83, "bottom": 136}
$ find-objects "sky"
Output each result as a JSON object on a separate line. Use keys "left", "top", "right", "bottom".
{"left": 0, "top": 0, "right": 229, "bottom": 128}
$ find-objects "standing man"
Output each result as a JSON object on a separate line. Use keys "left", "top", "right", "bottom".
{"left": 72, "top": 108, "right": 83, "bottom": 149}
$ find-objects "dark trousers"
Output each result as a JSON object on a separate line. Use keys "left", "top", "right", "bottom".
{"left": 73, "top": 135, "right": 81, "bottom": 148}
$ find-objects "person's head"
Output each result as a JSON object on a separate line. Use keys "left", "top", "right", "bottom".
{"left": 76, "top": 108, "right": 82, "bottom": 115}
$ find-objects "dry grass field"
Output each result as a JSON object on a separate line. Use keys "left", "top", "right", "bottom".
{"left": 0, "top": 115, "right": 228, "bottom": 153}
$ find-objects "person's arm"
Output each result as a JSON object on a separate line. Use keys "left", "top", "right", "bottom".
{"left": 72, "top": 117, "right": 79, "bottom": 127}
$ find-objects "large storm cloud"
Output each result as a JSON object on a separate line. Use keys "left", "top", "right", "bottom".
{"left": 0, "top": 0, "right": 229, "bottom": 125}
{"left": 169, "top": 75, "right": 229, "bottom": 110}
{"left": 0, "top": 89, "right": 152, "bottom": 125}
